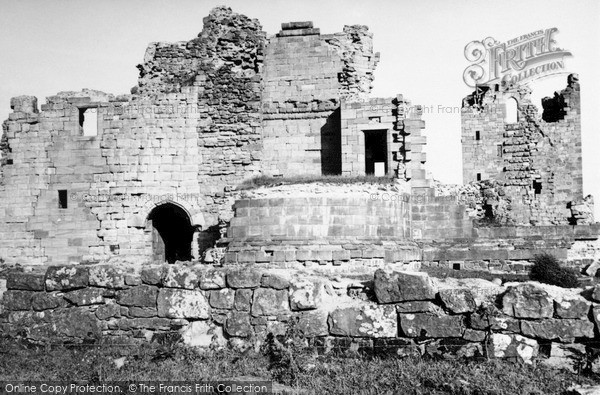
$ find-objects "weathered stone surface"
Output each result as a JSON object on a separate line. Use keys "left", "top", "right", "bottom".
{"left": 124, "top": 274, "right": 142, "bottom": 286}
{"left": 199, "top": 270, "right": 226, "bottom": 290}
{"left": 554, "top": 297, "right": 591, "bottom": 319}
{"left": 140, "top": 267, "right": 164, "bottom": 285}
{"left": 234, "top": 289, "right": 252, "bottom": 311}
{"left": 502, "top": 284, "right": 553, "bottom": 319}
{"left": 181, "top": 321, "right": 227, "bottom": 348}
{"left": 157, "top": 288, "right": 209, "bottom": 319}
{"left": 9, "top": 308, "right": 100, "bottom": 341}
{"left": 63, "top": 288, "right": 106, "bottom": 306}
{"left": 567, "top": 384, "right": 600, "bottom": 395}
{"left": 463, "top": 329, "right": 487, "bottom": 342}
{"left": 45, "top": 266, "right": 89, "bottom": 291}
{"left": 399, "top": 312, "right": 465, "bottom": 338}
{"left": 251, "top": 288, "right": 289, "bottom": 316}
{"left": 227, "top": 269, "right": 263, "bottom": 288}
{"left": 261, "top": 274, "right": 290, "bottom": 290}
{"left": 32, "top": 293, "right": 65, "bottom": 311}
{"left": 470, "top": 310, "right": 520, "bottom": 333}
{"left": 128, "top": 307, "right": 158, "bottom": 318}
{"left": 373, "top": 269, "right": 437, "bottom": 303}
{"left": 88, "top": 266, "right": 126, "bottom": 289}
{"left": 6, "top": 272, "right": 45, "bottom": 291}
{"left": 95, "top": 303, "right": 121, "bottom": 320}
{"left": 209, "top": 289, "right": 235, "bottom": 309}
{"left": 116, "top": 285, "right": 158, "bottom": 307}
{"left": 225, "top": 311, "right": 253, "bottom": 337}
{"left": 488, "top": 333, "right": 538, "bottom": 364}
{"left": 591, "top": 285, "right": 600, "bottom": 303}
{"left": 2, "top": 290, "right": 34, "bottom": 310}
{"left": 328, "top": 306, "right": 397, "bottom": 338}
{"left": 296, "top": 310, "right": 328, "bottom": 337}
{"left": 289, "top": 278, "right": 324, "bottom": 310}
{"left": 521, "top": 319, "right": 594, "bottom": 342}
{"left": 541, "top": 343, "right": 587, "bottom": 373}
{"left": 439, "top": 289, "right": 476, "bottom": 314}
{"left": 395, "top": 301, "right": 439, "bottom": 313}
{"left": 162, "top": 266, "right": 199, "bottom": 289}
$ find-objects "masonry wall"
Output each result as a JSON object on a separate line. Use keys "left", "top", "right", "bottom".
{"left": 261, "top": 23, "right": 378, "bottom": 177}
{"left": 0, "top": 7, "right": 268, "bottom": 266}
{"left": 461, "top": 76, "right": 584, "bottom": 225}
{"left": 2, "top": 263, "right": 600, "bottom": 371}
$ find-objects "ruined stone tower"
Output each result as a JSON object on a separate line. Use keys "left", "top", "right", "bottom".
{"left": 461, "top": 75, "right": 591, "bottom": 225}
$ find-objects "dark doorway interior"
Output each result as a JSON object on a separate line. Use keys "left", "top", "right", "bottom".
{"left": 364, "top": 130, "right": 388, "bottom": 175}
{"left": 148, "top": 203, "right": 194, "bottom": 263}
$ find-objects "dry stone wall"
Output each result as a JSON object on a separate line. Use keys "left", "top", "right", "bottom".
{"left": 2, "top": 263, "right": 600, "bottom": 371}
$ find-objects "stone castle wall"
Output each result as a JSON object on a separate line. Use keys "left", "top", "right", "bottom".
{"left": 2, "top": 263, "right": 600, "bottom": 369}
{"left": 461, "top": 77, "right": 585, "bottom": 225}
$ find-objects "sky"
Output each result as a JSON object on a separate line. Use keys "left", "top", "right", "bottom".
{"left": 1, "top": 0, "right": 599, "bottom": 216}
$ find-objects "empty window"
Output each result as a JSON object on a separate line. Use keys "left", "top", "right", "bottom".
{"left": 505, "top": 97, "right": 518, "bottom": 123}
{"left": 58, "top": 190, "right": 68, "bottom": 209}
{"left": 497, "top": 145, "right": 503, "bottom": 157}
{"left": 533, "top": 181, "right": 542, "bottom": 195}
{"left": 79, "top": 108, "right": 98, "bottom": 136}
{"left": 475, "top": 131, "right": 481, "bottom": 141}
{"left": 476, "top": 173, "right": 482, "bottom": 181}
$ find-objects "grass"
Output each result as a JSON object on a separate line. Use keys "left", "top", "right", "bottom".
{"left": 236, "top": 175, "right": 396, "bottom": 191}
{"left": 0, "top": 336, "right": 598, "bottom": 394}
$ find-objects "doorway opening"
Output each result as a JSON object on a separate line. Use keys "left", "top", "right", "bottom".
{"left": 148, "top": 203, "right": 194, "bottom": 263}
{"left": 364, "top": 130, "right": 387, "bottom": 176}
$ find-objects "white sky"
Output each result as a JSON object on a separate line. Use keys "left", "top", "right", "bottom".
{"left": 1, "top": 0, "right": 599, "bottom": 216}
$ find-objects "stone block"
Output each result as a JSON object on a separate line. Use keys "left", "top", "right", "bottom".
{"left": 328, "top": 305, "right": 397, "bottom": 338}
{"left": 234, "top": 289, "right": 252, "bottom": 311}
{"left": 227, "top": 269, "right": 262, "bottom": 288}
{"left": 45, "top": 266, "right": 89, "bottom": 291}
{"left": 32, "top": 293, "right": 65, "bottom": 311}
{"left": 6, "top": 272, "right": 45, "bottom": 291}
{"left": 399, "top": 312, "right": 465, "bottom": 338}
{"left": 261, "top": 274, "right": 290, "bottom": 290}
{"left": 141, "top": 266, "right": 164, "bottom": 285}
{"left": 209, "top": 289, "right": 235, "bottom": 309}
{"left": 373, "top": 269, "right": 437, "bottom": 303}
{"left": 251, "top": 288, "right": 289, "bottom": 316}
{"left": 162, "top": 265, "right": 199, "bottom": 289}
{"left": 63, "top": 288, "right": 106, "bottom": 306}
{"left": 520, "top": 319, "right": 594, "bottom": 342}
{"left": 225, "top": 311, "right": 253, "bottom": 338}
{"left": 488, "top": 334, "right": 538, "bottom": 364}
{"left": 554, "top": 297, "right": 591, "bottom": 319}
{"left": 128, "top": 307, "right": 158, "bottom": 318}
{"left": 199, "top": 270, "right": 226, "bottom": 290}
{"left": 2, "top": 290, "right": 34, "bottom": 311}
{"left": 157, "top": 288, "right": 209, "bottom": 319}
{"left": 439, "top": 289, "right": 476, "bottom": 314}
{"left": 395, "top": 301, "right": 439, "bottom": 313}
{"left": 289, "top": 278, "right": 324, "bottom": 310}
{"left": 88, "top": 266, "right": 126, "bottom": 289}
{"left": 502, "top": 284, "right": 553, "bottom": 319}
{"left": 95, "top": 303, "right": 121, "bottom": 320}
{"left": 116, "top": 285, "right": 158, "bottom": 308}
{"left": 296, "top": 310, "right": 329, "bottom": 337}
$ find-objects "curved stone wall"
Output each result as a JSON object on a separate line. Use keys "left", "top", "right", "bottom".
{"left": 224, "top": 195, "right": 421, "bottom": 266}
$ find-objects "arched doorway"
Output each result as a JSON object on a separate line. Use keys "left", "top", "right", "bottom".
{"left": 147, "top": 203, "right": 194, "bottom": 263}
